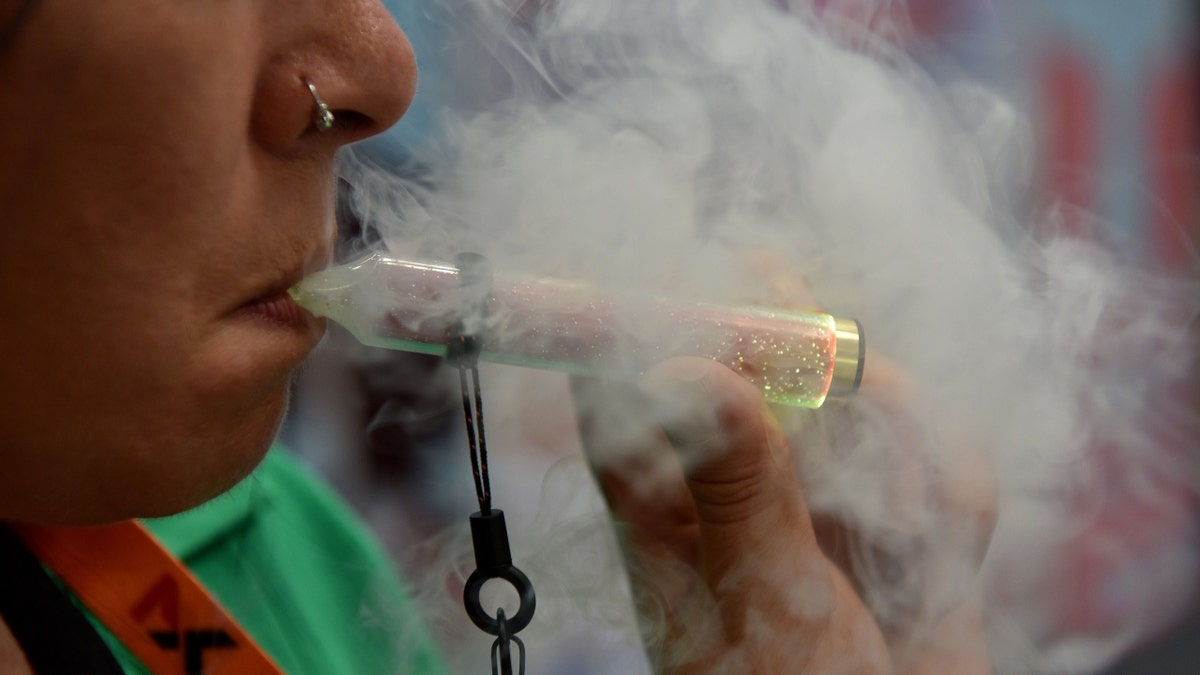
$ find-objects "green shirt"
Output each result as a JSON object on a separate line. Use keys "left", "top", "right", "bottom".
{"left": 82, "top": 449, "right": 446, "bottom": 674}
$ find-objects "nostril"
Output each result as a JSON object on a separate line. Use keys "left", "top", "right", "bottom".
{"left": 326, "top": 109, "right": 375, "bottom": 137}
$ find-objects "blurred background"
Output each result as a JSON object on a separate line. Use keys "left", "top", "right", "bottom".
{"left": 282, "top": 1, "right": 1199, "bottom": 672}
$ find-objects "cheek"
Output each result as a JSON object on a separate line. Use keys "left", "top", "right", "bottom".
{"left": 0, "top": 286, "right": 302, "bottom": 521}
{"left": 119, "top": 340, "right": 301, "bottom": 516}
{"left": 0, "top": 350, "right": 292, "bottom": 523}
{"left": 0, "top": 6, "right": 309, "bottom": 521}
{"left": 0, "top": 6, "right": 258, "bottom": 268}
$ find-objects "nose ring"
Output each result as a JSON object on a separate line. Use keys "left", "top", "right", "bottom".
{"left": 305, "top": 80, "right": 335, "bottom": 131}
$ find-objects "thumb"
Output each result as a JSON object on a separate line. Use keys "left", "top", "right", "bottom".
{"left": 595, "top": 359, "right": 891, "bottom": 672}
{"left": 637, "top": 358, "right": 822, "bottom": 584}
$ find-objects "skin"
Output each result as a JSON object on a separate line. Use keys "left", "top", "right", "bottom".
{"left": 0, "top": 0, "right": 414, "bottom": 668}
{"left": 0, "top": 0, "right": 416, "bottom": 524}
{"left": 0, "top": 1, "right": 995, "bottom": 671}
{"left": 572, "top": 256, "right": 995, "bottom": 673}
{"left": 572, "top": 357, "right": 995, "bottom": 674}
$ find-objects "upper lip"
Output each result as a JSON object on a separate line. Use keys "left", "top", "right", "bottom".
{"left": 254, "top": 272, "right": 305, "bottom": 303}
{"left": 237, "top": 248, "right": 332, "bottom": 311}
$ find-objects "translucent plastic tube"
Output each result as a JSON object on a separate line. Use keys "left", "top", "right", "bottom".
{"left": 290, "top": 253, "right": 864, "bottom": 408}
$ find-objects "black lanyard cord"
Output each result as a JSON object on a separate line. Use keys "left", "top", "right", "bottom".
{"left": 457, "top": 362, "right": 492, "bottom": 515}
{"left": 448, "top": 253, "right": 535, "bottom": 675}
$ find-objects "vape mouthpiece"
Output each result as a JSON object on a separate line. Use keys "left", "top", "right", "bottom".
{"left": 290, "top": 253, "right": 864, "bottom": 408}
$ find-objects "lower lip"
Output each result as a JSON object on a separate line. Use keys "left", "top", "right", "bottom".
{"left": 236, "top": 293, "right": 319, "bottom": 330}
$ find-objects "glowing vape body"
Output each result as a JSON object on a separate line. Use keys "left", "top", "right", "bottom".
{"left": 290, "top": 253, "right": 864, "bottom": 408}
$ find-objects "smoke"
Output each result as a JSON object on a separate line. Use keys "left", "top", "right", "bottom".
{"left": 333, "top": 1, "right": 1200, "bottom": 672}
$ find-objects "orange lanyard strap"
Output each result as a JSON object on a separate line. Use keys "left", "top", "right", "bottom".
{"left": 14, "top": 520, "right": 283, "bottom": 675}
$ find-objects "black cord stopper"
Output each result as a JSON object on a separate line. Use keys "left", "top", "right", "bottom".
{"left": 447, "top": 252, "right": 536, "bottom": 646}
{"left": 463, "top": 510, "right": 536, "bottom": 636}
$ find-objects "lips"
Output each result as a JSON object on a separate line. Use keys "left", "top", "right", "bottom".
{"left": 235, "top": 291, "right": 317, "bottom": 329}
{"left": 233, "top": 242, "right": 333, "bottom": 330}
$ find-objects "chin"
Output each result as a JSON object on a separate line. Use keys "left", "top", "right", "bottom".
{"left": 162, "top": 437, "right": 276, "bottom": 517}
{"left": 111, "top": 385, "right": 293, "bottom": 522}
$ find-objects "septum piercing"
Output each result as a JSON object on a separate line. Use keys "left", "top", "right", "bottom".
{"left": 305, "top": 80, "right": 335, "bottom": 131}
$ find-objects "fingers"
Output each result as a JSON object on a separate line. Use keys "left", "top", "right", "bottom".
{"left": 635, "top": 359, "right": 854, "bottom": 667}
{"left": 569, "top": 375, "right": 698, "bottom": 561}
{"left": 573, "top": 358, "right": 894, "bottom": 672}
{"left": 575, "top": 358, "right": 822, "bottom": 578}
{"left": 739, "top": 250, "right": 823, "bottom": 311}
{"left": 800, "top": 351, "right": 997, "bottom": 641}
{"left": 858, "top": 355, "right": 997, "bottom": 620}
{"left": 571, "top": 339, "right": 998, "bottom": 672}
{"left": 633, "top": 358, "right": 819, "bottom": 579}
{"left": 895, "top": 597, "right": 992, "bottom": 675}
{"left": 570, "top": 373, "right": 713, "bottom": 668}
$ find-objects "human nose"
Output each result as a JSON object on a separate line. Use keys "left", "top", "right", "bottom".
{"left": 253, "top": 0, "right": 418, "bottom": 150}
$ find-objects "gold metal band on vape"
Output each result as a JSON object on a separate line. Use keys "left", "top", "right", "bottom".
{"left": 828, "top": 317, "right": 865, "bottom": 398}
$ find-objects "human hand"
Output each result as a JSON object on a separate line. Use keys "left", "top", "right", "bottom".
{"left": 570, "top": 355, "right": 994, "bottom": 674}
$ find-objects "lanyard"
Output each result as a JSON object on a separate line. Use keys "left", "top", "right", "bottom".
{"left": 449, "top": 253, "right": 535, "bottom": 675}
{"left": 13, "top": 520, "right": 283, "bottom": 675}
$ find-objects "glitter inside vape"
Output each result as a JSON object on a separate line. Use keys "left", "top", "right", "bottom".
{"left": 291, "top": 253, "right": 864, "bottom": 408}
